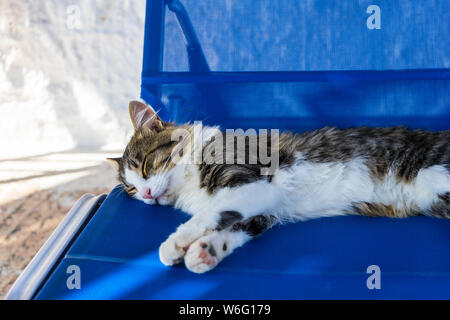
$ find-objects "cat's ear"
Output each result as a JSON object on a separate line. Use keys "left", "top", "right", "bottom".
{"left": 128, "top": 100, "right": 164, "bottom": 131}
{"left": 107, "top": 157, "right": 122, "bottom": 169}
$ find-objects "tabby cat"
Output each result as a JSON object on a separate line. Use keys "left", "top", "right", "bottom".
{"left": 108, "top": 101, "right": 449, "bottom": 273}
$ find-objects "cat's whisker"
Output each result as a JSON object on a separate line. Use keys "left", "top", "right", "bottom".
{"left": 116, "top": 184, "right": 127, "bottom": 197}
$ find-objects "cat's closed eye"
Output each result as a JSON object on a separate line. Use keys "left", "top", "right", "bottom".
{"left": 129, "top": 159, "right": 138, "bottom": 168}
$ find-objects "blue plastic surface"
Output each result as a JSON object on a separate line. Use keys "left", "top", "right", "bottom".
{"left": 34, "top": 0, "right": 449, "bottom": 299}
{"left": 141, "top": 0, "right": 450, "bottom": 127}
{"left": 35, "top": 186, "right": 450, "bottom": 299}
{"left": 154, "top": 77, "right": 449, "bottom": 131}
{"left": 161, "top": 0, "right": 449, "bottom": 71}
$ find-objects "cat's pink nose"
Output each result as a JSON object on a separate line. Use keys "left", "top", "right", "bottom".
{"left": 142, "top": 188, "right": 153, "bottom": 199}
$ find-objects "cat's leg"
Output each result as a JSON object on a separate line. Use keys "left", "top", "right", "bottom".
{"left": 159, "top": 181, "right": 281, "bottom": 266}
{"left": 184, "top": 229, "right": 249, "bottom": 273}
{"left": 158, "top": 213, "right": 211, "bottom": 266}
{"left": 185, "top": 215, "right": 277, "bottom": 273}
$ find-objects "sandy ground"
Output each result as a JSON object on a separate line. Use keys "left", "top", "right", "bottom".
{"left": 0, "top": 150, "right": 120, "bottom": 299}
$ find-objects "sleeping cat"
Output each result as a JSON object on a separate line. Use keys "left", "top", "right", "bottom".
{"left": 108, "top": 101, "right": 450, "bottom": 273}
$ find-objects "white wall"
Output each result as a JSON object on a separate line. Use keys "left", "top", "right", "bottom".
{"left": 0, "top": 0, "right": 146, "bottom": 159}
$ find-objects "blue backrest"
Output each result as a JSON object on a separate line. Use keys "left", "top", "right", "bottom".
{"left": 141, "top": 0, "right": 449, "bottom": 131}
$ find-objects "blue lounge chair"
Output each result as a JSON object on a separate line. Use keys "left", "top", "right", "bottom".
{"left": 7, "top": 0, "right": 449, "bottom": 299}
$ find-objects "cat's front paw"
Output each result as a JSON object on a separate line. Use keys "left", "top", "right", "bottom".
{"left": 159, "top": 236, "right": 188, "bottom": 266}
{"left": 184, "top": 239, "right": 220, "bottom": 273}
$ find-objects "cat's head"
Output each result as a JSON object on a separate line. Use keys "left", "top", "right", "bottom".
{"left": 108, "top": 101, "right": 183, "bottom": 205}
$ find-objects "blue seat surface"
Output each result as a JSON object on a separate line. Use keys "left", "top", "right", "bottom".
{"left": 35, "top": 187, "right": 450, "bottom": 299}
{"left": 34, "top": 0, "right": 449, "bottom": 299}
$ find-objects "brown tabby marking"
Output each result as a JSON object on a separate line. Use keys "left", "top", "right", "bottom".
{"left": 277, "top": 126, "right": 450, "bottom": 182}
{"left": 350, "top": 202, "right": 419, "bottom": 218}
{"left": 199, "top": 127, "right": 450, "bottom": 194}
{"left": 199, "top": 132, "right": 275, "bottom": 194}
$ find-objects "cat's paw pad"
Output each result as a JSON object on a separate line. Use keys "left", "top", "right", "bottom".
{"left": 184, "top": 241, "right": 219, "bottom": 273}
{"left": 159, "top": 237, "right": 189, "bottom": 266}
